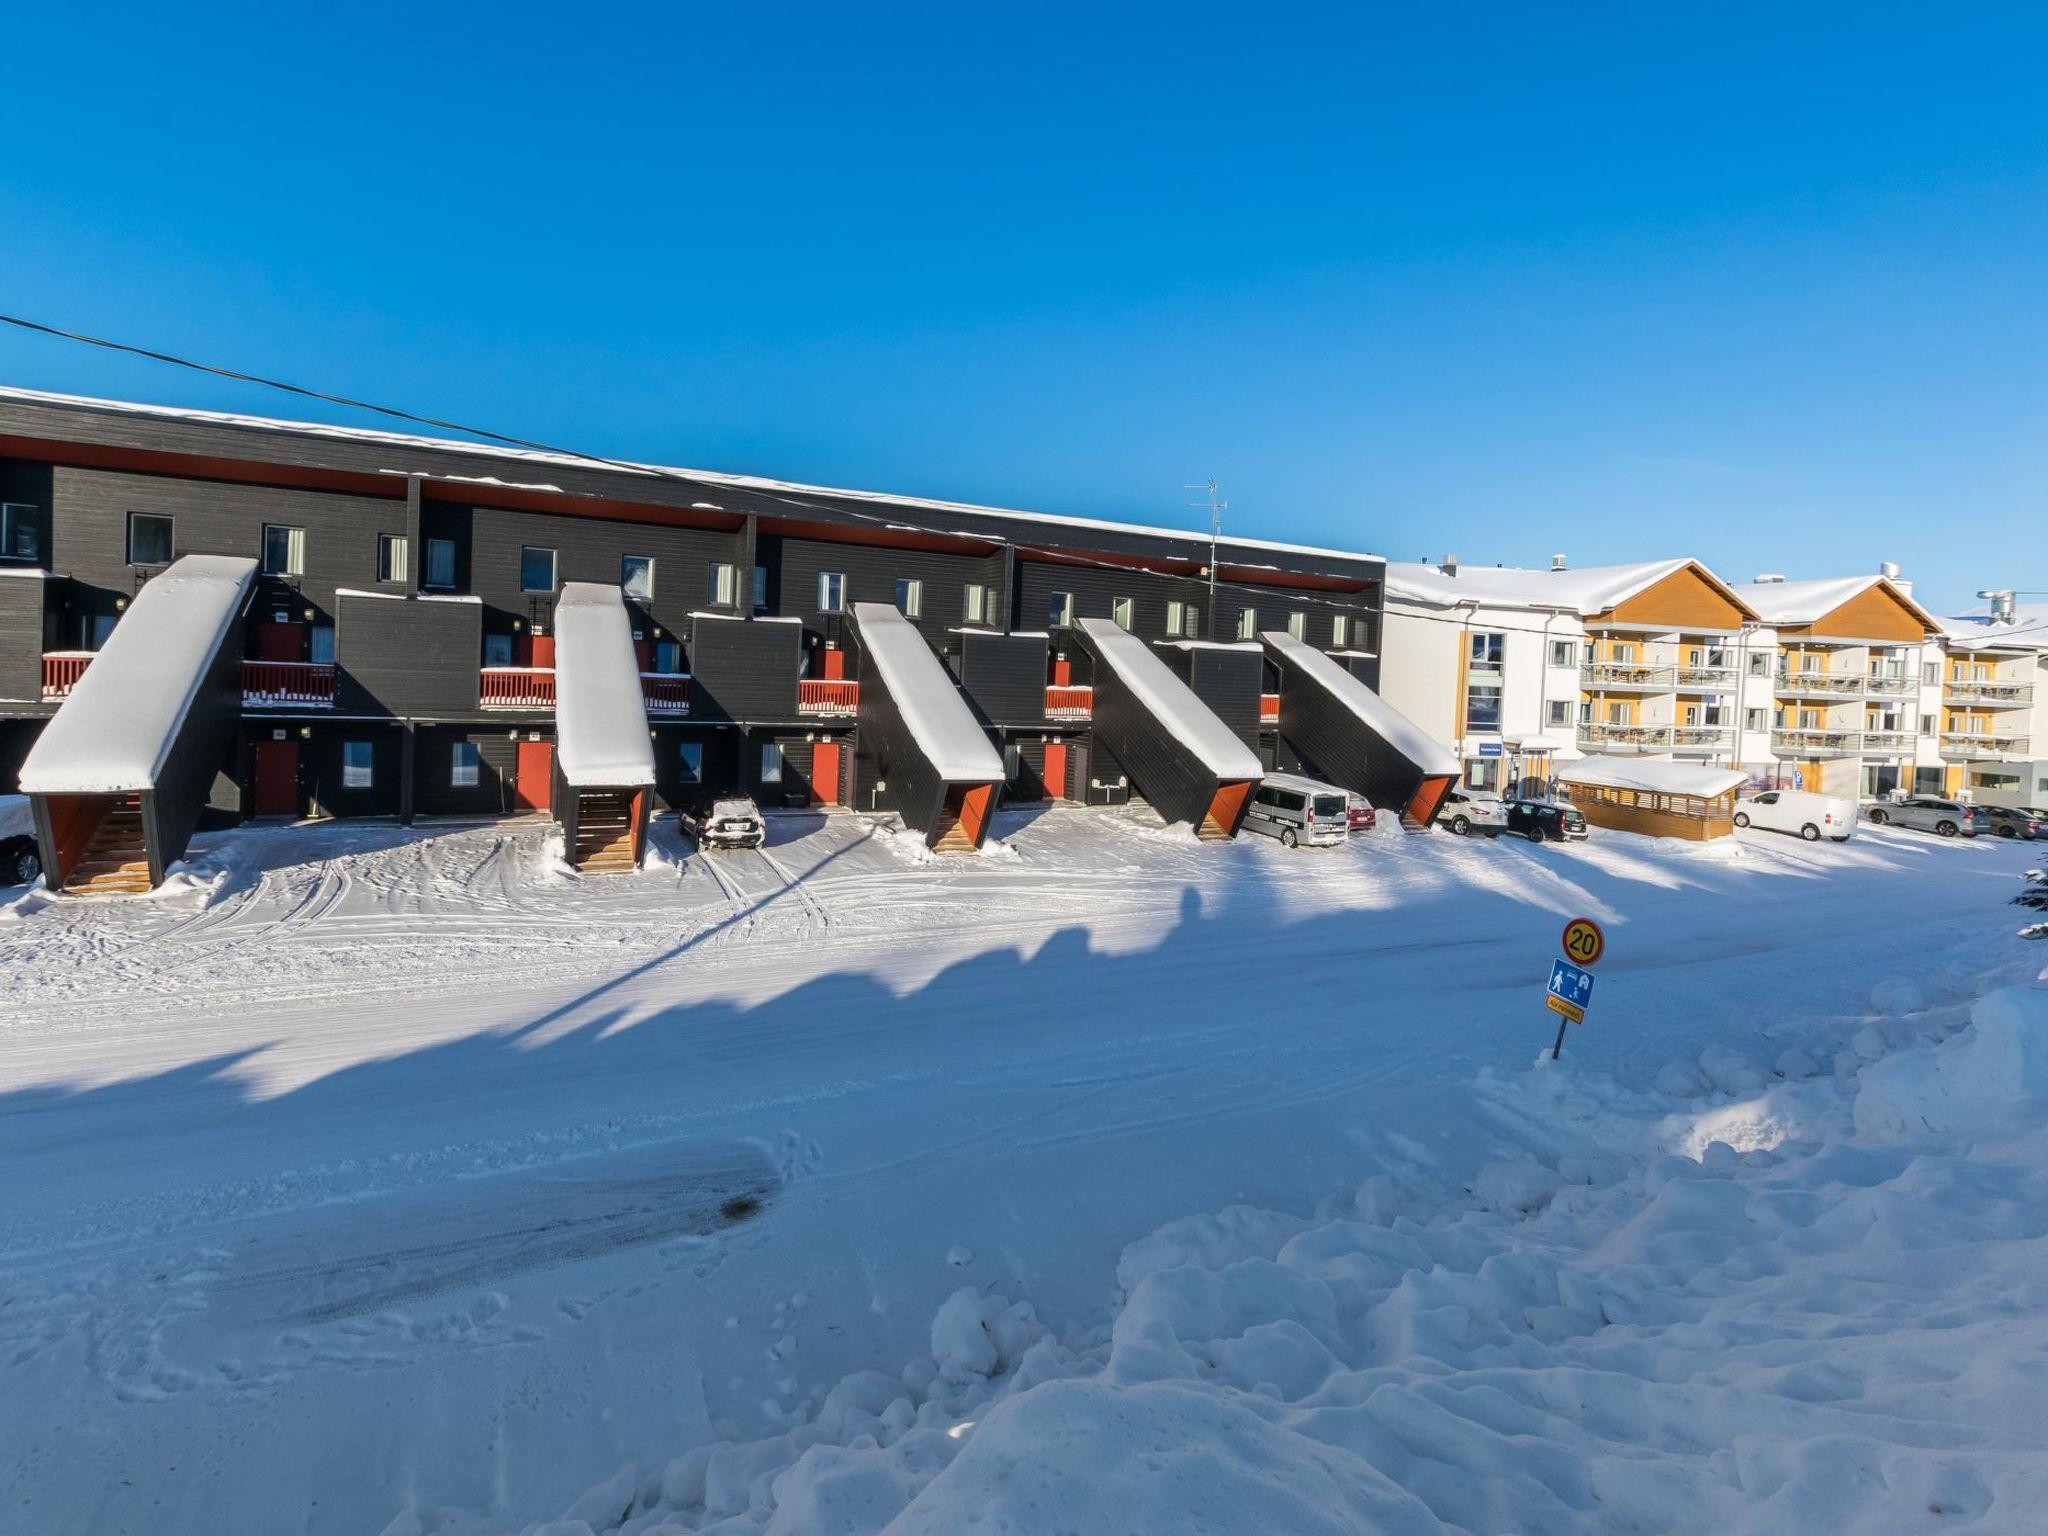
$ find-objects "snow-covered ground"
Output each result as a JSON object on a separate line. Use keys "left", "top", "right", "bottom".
{"left": 0, "top": 808, "right": 2041, "bottom": 1534}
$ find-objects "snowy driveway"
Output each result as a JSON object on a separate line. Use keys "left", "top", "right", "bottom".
{"left": 0, "top": 809, "right": 2034, "bottom": 1533}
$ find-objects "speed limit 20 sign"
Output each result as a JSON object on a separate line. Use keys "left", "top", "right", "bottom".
{"left": 1561, "top": 917, "right": 1605, "bottom": 967}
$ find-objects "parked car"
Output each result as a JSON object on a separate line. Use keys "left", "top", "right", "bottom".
{"left": 1982, "top": 805, "right": 2047, "bottom": 840}
{"left": 1862, "top": 797, "right": 1988, "bottom": 838}
{"left": 1439, "top": 789, "right": 1507, "bottom": 837}
{"left": 1345, "top": 795, "right": 1377, "bottom": 833}
{"left": 0, "top": 795, "right": 38, "bottom": 886}
{"left": 1503, "top": 798, "right": 1588, "bottom": 845}
{"left": 1733, "top": 788, "right": 1856, "bottom": 843}
{"left": 1242, "top": 773, "right": 1350, "bottom": 848}
{"left": 681, "top": 793, "right": 767, "bottom": 850}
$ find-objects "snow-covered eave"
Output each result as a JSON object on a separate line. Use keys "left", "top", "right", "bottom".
{"left": 553, "top": 583, "right": 658, "bottom": 789}
{"left": 334, "top": 587, "right": 482, "bottom": 604}
{"left": 0, "top": 564, "right": 57, "bottom": 579}
{"left": 1155, "top": 639, "right": 1262, "bottom": 653}
{"left": 847, "top": 603, "right": 1005, "bottom": 783}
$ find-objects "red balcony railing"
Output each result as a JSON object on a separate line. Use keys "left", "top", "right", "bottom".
{"left": 798, "top": 679, "right": 861, "bottom": 715}
{"left": 1259, "top": 693, "right": 1280, "bottom": 724}
{"left": 42, "top": 651, "right": 95, "bottom": 700}
{"left": 641, "top": 673, "right": 692, "bottom": 714}
{"left": 480, "top": 666, "right": 556, "bottom": 708}
{"left": 242, "top": 660, "right": 337, "bottom": 706}
{"left": 1045, "top": 685, "right": 1093, "bottom": 720}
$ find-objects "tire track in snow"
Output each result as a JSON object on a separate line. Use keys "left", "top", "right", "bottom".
{"left": 753, "top": 845, "right": 829, "bottom": 931}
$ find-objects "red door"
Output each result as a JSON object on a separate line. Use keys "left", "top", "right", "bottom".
{"left": 256, "top": 621, "right": 307, "bottom": 661}
{"left": 1042, "top": 741, "right": 1068, "bottom": 801}
{"left": 821, "top": 646, "right": 847, "bottom": 681}
{"left": 529, "top": 634, "right": 556, "bottom": 669}
{"left": 811, "top": 741, "right": 842, "bottom": 806}
{"left": 1051, "top": 656, "right": 1072, "bottom": 686}
{"left": 253, "top": 739, "right": 299, "bottom": 817}
{"left": 515, "top": 741, "right": 553, "bottom": 812}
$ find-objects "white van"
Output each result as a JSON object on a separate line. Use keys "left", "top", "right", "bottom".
{"left": 1243, "top": 773, "right": 1350, "bottom": 848}
{"left": 1733, "top": 788, "right": 1855, "bottom": 843}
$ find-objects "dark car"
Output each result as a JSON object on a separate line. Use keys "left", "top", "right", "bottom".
{"left": 1, "top": 834, "right": 40, "bottom": 887}
{"left": 1503, "top": 799, "right": 1588, "bottom": 845}
{"left": 1983, "top": 805, "right": 2047, "bottom": 840}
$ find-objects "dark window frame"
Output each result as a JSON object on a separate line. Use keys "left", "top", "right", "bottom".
{"left": 127, "top": 511, "right": 174, "bottom": 568}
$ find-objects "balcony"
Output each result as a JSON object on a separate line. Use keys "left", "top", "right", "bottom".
{"left": 1045, "top": 685, "right": 1094, "bottom": 721}
{"left": 1576, "top": 721, "right": 1675, "bottom": 751}
{"left": 1940, "top": 731, "right": 2032, "bottom": 760}
{"left": 1863, "top": 673, "right": 1918, "bottom": 697}
{"left": 479, "top": 666, "right": 556, "bottom": 709}
{"left": 41, "top": 651, "right": 95, "bottom": 700}
{"left": 1259, "top": 693, "right": 1280, "bottom": 725}
{"left": 1859, "top": 729, "right": 1916, "bottom": 754}
{"left": 1776, "top": 669, "right": 1866, "bottom": 698}
{"left": 640, "top": 673, "right": 691, "bottom": 715}
{"left": 1580, "top": 661, "right": 1677, "bottom": 691}
{"left": 242, "top": 660, "right": 336, "bottom": 707}
{"left": 1943, "top": 680, "right": 2035, "bottom": 709}
{"left": 1670, "top": 725, "right": 1736, "bottom": 752}
{"left": 1772, "top": 727, "right": 1862, "bottom": 758}
{"left": 1675, "top": 666, "right": 1738, "bottom": 691}
{"left": 797, "top": 678, "right": 860, "bottom": 717}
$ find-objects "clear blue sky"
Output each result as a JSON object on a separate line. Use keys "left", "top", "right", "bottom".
{"left": 4, "top": 3, "right": 2044, "bottom": 613}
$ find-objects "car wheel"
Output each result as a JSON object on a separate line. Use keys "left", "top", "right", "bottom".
{"left": 1800, "top": 823, "right": 1820, "bottom": 842}
{"left": 1996, "top": 825, "right": 2015, "bottom": 838}
{"left": 1280, "top": 827, "right": 1298, "bottom": 848}
{"left": 1526, "top": 826, "right": 1546, "bottom": 845}
{"left": 1936, "top": 820, "right": 1958, "bottom": 838}
{"left": 1450, "top": 814, "right": 1471, "bottom": 836}
{"left": 1733, "top": 811, "right": 1750, "bottom": 828}
{"left": 1866, "top": 808, "right": 1888, "bottom": 825}
{"left": 11, "top": 847, "right": 40, "bottom": 885}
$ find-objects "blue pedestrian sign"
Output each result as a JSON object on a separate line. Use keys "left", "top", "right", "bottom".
{"left": 1545, "top": 958, "right": 1595, "bottom": 1024}
{"left": 1478, "top": 742, "right": 1503, "bottom": 758}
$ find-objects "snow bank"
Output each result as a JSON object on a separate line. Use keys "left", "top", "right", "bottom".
{"left": 19, "top": 555, "right": 257, "bottom": 794}
{"left": 1854, "top": 986, "right": 2048, "bottom": 1139}
{"left": 1077, "top": 617, "right": 1261, "bottom": 779}
{"left": 552, "top": 583, "right": 656, "bottom": 788}
{"left": 848, "top": 603, "right": 1004, "bottom": 782}
{"left": 1259, "top": 629, "right": 1458, "bottom": 776}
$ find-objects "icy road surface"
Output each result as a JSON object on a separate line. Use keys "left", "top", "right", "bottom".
{"left": 0, "top": 807, "right": 2033, "bottom": 1533}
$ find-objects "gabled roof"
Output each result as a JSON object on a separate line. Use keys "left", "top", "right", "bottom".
{"left": 1726, "top": 575, "right": 1939, "bottom": 633}
{"left": 1385, "top": 557, "right": 1756, "bottom": 620}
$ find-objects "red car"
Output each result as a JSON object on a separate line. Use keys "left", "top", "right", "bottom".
{"left": 1346, "top": 795, "right": 1376, "bottom": 833}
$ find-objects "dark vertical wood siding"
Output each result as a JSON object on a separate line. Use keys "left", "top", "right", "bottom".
{"left": 1163, "top": 644, "right": 1265, "bottom": 749}
{"left": 688, "top": 616, "right": 801, "bottom": 723}
{"left": 143, "top": 586, "right": 255, "bottom": 879}
{"left": 1261, "top": 636, "right": 1429, "bottom": 812}
{"left": 778, "top": 536, "right": 1005, "bottom": 656}
{"left": 334, "top": 594, "right": 483, "bottom": 716}
{"left": 952, "top": 630, "right": 1053, "bottom": 726}
{"left": 301, "top": 723, "right": 406, "bottom": 818}
{"left": 0, "top": 573, "right": 52, "bottom": 702}
{"left": 411, "top": 725, "right": 549, "bottom": 817}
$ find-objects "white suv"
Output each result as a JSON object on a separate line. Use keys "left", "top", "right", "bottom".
{"left": 1439, "top": 790, "right": 1507, "bottom": 836}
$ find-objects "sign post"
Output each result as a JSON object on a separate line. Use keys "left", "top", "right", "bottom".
{"left": 1546, "top": 918, "right": 1605, "bottom": 1060}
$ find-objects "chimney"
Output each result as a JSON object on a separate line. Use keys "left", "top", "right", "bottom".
{"left": 1878, "top": 560, "right": 1902, "bottom": 581}
{"left": 1439, "top": 554, "right": 1459, "bottom": 577}
{"left": 1550, "top": 553, "right": 1568, "bottom": 572}
{"left": 1753, "top": 573, "right": 1785, "bottom": 584}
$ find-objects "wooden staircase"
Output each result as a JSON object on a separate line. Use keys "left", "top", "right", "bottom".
{"left": 930, "top": 806, "right": 975, "bottom": 852}
{"left": 572, "top": 790, "right": 640, "bottom": 874}
{"left": 1195, "top": 809, "right": 1234, "bottom": 841}
{"left": 65, "top": 794, "right": 153, "bottom": 894}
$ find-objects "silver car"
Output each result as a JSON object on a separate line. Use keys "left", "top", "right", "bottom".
{"left": 1862, "top": 796, "right": 1988, "bottom": 838}
{"left": 1243, "top": 773, "right": 1350, "bottom": 847}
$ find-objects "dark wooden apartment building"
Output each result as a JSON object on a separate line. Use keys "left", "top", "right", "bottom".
{"left": 0, "top": 386, "right": 1448, "bottom": 890}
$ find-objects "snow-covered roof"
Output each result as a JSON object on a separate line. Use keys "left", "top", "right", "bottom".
{"left": 552, "top": 583, "right": 657, "bottom": 789}
{"left": 0, "top": 385, "right": 1384, "bottom": 566}
{"left": 1558, "top": 755, "right": 1748, "bottom": 798}
{"left": 1157, "top": 639, "right": 1262, "bottom": 653}
{"left": 849, "top": 602, "right": 1005, "bottom": 782}
{"left": 1384, "top": 558, "right": 1711, "bottom": 616}
{"left": 1078, "top": 617, "right": 1264, "bottom": 780}
{"left": 19, "top": 555, "right": 257, "bottom": 794}
{"left": 1260, "top": 629, "right": 1459, "bottom": 776}
{"left": 1942, "top": 604, "right": 2048, "bottom": 653}
{"left": 1726, "top": 574, "right": 1936, "bottom": 632}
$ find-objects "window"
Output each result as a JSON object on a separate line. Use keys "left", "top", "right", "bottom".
{"left": 1924, "top": 660, "right": 1941, "bottom": 685}
{"left": 1165, "top": 602, "right": 1200, "bottom": 638}
{"left": 678, "top": 740, "right": 704, "bottom": 784}
{"left": 424, "top": 537, "right": 456, "bottom": 589}
{"left": 1465, "top": 758, "right": 1500, "bottom": 792}
{"left": 1745, "top": 707, "right": 1767, "bottom": 731}
{"left": 85, "top": 612, "right": 116, "bottom": 648}
{"left": 520, "top": 546, "right": 557, "bottom": 593}
{"left": 1469, "top": 632, "right": 1505, "bottom": 668}
{"left": 1797, "top": 708, "right": 1820, "bottom": 729}
{"left": 128, "top": 511, "right": 174, "bottom": 566}
{"left": 1113, "top": 596, "right": 1134, "bottom": 630}
{"left": 707, "top": 561, "right": 738, "bottom": 606}
{"left": 378, "top": 533, "right": 408, "bottom": 584}
{"left": 1748, "top": 651, "right": 1771, "bottom": 677}
{"left": 1547, "top": 700, "right": 1571, "bottom": 727}
{"left": 1464, "top": 683, "right": 1502, "bottom": 732}
{"left": 1551, "top": 640, "right": 1577, "bottom": 668}
{"left": 1287, "top": 611, "right": 1306, "bottom": 640}
{"left": 310, "top": 625, "right": 336, "bottom": 665}
{"left": 450, "top": 741, "right": 480, "bottom": 788}
{"left": 753, "top": 565, "right": 769, "bottom": 612}
{"left": 342, "top": 740, "right": 374, "bottom": 789}
{"left": 1048, "top": 591, "right": 1074, "bottom": 627}
{"left": 262, "top": 524, "right": 305, "bottom": 576}
{"left": 760, "top": 741, "right": 784, "bottom": 784}
{"left": 1236, "top": 608, "right": 1257, "bottom": 641}
{"left": 964, "top": 584, "right": 994, "bottom": 625}
{"left": 0, "top": 502, "right": 40, "bottom": 561}
{"left": 483, "top": 632, "right": 515, "bottom": 667}
{"left": 895, "top": 577, "right": 923, "bottom": 618}
{"left": 1611, "top": 642, "right": 1636, "bottom": 664}
{"left": 622, "top": 555, "right": 655, "bottom": 601}
{"left": 1333, "top": 615, "right": 1350, "bottom": 648}
{"left": 817, "top": 572, "right": 846, "bottom": 612}
{"left": 654, "top": 638, "right": 682, "bottom": 673}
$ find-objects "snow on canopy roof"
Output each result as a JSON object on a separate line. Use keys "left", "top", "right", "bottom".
{"left": 552, "top": 583, "right": 656, "bottom": 788}
{"left": 1260, "top": 629, "right": 1459, "bottom": 776}
{"left": 19, "top": 554, "right": 256, "bottom": 794}
{"left": 848, "top": 603, "right": 1005, "bottom": 782}
{"left": 1726, "top": 574, "right": 1936, "bottom": 631}
{"left": 1078, "top": 617, "right": 1263, "bottom": 780}
{"left": 1558, "top": 755, "right": 1748, "bottom": 799}
{"left": 0, "top": 385, "right": 1383, "bottom": 566}
{"left": 1384, "top": 558, "right": 1708, "bottom": 616}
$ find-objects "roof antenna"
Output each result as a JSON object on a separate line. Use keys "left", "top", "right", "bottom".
{"left": 1185, "top": 478, "right": 1226, "bottom": 641}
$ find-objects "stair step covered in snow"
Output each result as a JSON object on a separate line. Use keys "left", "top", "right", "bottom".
{"left": 846, "top": 601, "right": 1005, "bottom": 850}
{"left": 1258, "top": 627, "right": 1459, "bottom": 828}
{"left": 551, "top": 582, "right": 658, "bottom": 873}
{"left": 1073, "top": 617, "right": 1262, "bottom": 838}
{"left": 19, "top": 554, "right": 257, "bottom": 893}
